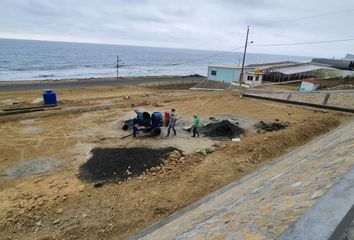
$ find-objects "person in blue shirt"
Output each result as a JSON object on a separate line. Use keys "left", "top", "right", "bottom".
{"left": 166, "top": 109, "right": 177, "bottom": 137}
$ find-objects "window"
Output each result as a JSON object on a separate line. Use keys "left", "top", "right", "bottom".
{"left": 255, "top": 76, "right": 260, "bottom": 81}
{"left": 211, "top": 70, "right": 217, "bottom": 76}
{"left": 247, "top": 75, "right": 253, "bottom": 81}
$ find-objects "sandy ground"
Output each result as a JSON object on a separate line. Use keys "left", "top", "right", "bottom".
{"left": 0, "top": 84, "right": 351, "bottom": 240}
{"left": 0, "top": 75, "right": 204, "bottom": 92}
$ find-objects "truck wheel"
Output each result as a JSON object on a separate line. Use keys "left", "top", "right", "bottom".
{"left": 152, "top": 128, "right": 161, "bottom": 136}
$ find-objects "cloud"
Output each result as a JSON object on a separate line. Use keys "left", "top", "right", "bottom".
{"left": 0, "top": 0, "right": 353, "bottom": 57}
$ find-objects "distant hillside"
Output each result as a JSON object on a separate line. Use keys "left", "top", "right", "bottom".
{"left": 344, "top": 54, "right": 354, "bottom": 60}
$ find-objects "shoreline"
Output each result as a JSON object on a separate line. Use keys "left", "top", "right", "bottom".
{"left": 0, "top": 75, "right": 206, "bottom": 92}
{"left": 0, "top": 74, "right": 205, "bottom": 85}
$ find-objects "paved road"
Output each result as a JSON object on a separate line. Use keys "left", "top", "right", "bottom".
{"left": 0, "top": 77, "right": 204, "bottom": 92}
{"left": 132, "top": 120, "right": 354, "bottom": 240}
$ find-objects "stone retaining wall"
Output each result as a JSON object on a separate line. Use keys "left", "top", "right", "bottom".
{"left": 245, "top": 90, "right": 354, "bottom": 110}
{"left": 290, "top": 92, "right": 327, "bottom": 105}
{"left": 327, "top": 93, "right": 354, "bottom": 109}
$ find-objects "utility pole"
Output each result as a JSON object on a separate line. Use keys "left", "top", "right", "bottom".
{"left": 116, "top": 56, "right": 121, "bottom": 86}
{"left": 239, "top": 26, "right": 250, "bottom": 97}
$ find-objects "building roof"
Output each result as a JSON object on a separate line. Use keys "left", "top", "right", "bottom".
{"left": 303, "top": 79, "right": 321, "bottom": 84}
{"left": 246, "top": 61, "right": 301, "bottom": 69}
{"left": 246, "top": 71, "right": 264, "bottom": 75}
{"left": 311, "top": 58, "right": 354, "bottom": 70}
{"left": 208, "top": 61, "right": 339, "bottom": 75}
{"left": 208, "top": 65, "right": 253, "bottom": 70}
{"left": 273, "top": 63, "right": 335, "bottom": 75}
{"left": 208, "top": 61, "right": 302, "bottom": 70}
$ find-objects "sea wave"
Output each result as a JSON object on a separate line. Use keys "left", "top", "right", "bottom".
{"left": 35, "top": 74, "right": 56, "bottom": 78}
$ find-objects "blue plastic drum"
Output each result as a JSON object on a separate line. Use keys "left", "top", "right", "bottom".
{"left": 43, "top": 89, "right": 57, "bottom": 105}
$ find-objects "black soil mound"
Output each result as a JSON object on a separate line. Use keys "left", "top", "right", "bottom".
{"left": 78, "top": 147, "right": 179, "bottom": 183}
{"left": 255, "top": 121, "right": 289, "bottom": 132}
{"left": 200, "top": 120, "right": 245, "bottom": 139}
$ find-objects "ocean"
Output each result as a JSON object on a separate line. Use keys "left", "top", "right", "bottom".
{"left": 0, "top": 38, "right": 312, "bottom": 81}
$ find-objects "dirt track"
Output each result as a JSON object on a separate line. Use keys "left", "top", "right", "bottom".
{"left": 0, "top": 85, "right": 351, "bottom": 240}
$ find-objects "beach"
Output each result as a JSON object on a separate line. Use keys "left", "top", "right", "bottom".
{"left": 0, "top": 75, "right": 205, "bottom": 92}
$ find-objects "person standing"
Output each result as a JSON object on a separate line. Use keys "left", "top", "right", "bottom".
{"left": 166, "top": 109, "right": 177, "bottom": 137}
{"left": 192, "top": 114, "right": 200, "bottom": 137}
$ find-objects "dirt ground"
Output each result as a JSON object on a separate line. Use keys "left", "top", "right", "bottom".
{"left": 0, "top": 85, "right": 351, "bottom": 240}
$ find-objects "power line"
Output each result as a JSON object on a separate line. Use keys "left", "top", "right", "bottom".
{"left": 157, "top": 9, "right": 354, "bottom": 64}
{"left": 195, "top": 8, "right": 354, "bottom": 49}
{"left": 153, "top": 38, "right": 354, "bottom": 67}
{"left": 257, "top": 8, "right": 354, "bottom": 26}
{"left": 117, "top": 8, "right": 354, "bottom": 68}
{"left": 250, "top": 38, "right": 354, "bottom": 47}
{"left": 117, "top": 37, "right": 354, "bottom": 70}
{"left": 156, "top": 37, "right": 354, "bottom": 66}
{"left": 123, "top": 8, "right": 354, "bottom": 69}
{"left": 152, "top": 46, "right": 245, "bottom": 67}
{"left": 117, "top": 37, "right": 353, "bottom": 70}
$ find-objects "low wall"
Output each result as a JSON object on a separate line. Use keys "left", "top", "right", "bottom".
{"left": 327, "top": 93, "right": 354, "bottom": 109}
{"left": 244, "top": 90, "right": 354, "bottom": 111}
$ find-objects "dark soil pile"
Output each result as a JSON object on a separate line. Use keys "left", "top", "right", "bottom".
{"left": 78, "top": 147, "right": 180, "bottom": 183}
{"left": 255, "top": 120, "right": 289, "bottom": 133}
{"left": 200, "top": 120, "right": 245, "bottom": 139}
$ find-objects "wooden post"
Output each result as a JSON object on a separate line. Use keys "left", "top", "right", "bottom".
{"left": 116, "top": 56, "right": 120, "bottom": 87}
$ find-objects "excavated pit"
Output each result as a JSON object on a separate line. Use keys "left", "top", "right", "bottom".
{"left": 78, "top": 147, "right": 180, "bottom": 183}
{"left": 200, "top": 119, "right": 245, "bottom": 139}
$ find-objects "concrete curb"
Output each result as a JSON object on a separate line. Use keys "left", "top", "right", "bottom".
{"left": 278, "top": 166, "right": 354, "bottom": 240}
{"left": 129, "top": 121, "right": 354, "bottom": 240}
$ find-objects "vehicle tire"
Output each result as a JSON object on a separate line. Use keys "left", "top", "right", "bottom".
{"left": 152, "top": 128, "right": 161, "bottom": 136}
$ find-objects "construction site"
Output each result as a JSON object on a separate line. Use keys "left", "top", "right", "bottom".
{"left": 0, "top": 77, "right": 353, "bottom": 240}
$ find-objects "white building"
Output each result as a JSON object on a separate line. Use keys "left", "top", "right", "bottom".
{"left": 207, "top": 66, "right": 263, "bottom": 85}
{"left": 299, "top": 79, "right": 321, "bottom": 92}
{"left": 207, "top": 61, "right": 354, "bottom": 85}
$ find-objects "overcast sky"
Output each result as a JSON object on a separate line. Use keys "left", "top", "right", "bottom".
{"left": 0, "top": 0, "right": 353, "bottom": 58}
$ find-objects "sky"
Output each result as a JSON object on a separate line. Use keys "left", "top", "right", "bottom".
{"left": 0, "top": 0, "right": 353, "bottom": 58}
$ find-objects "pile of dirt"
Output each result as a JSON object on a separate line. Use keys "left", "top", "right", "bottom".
{"left": 255, "top": 120, "right": 289, "bottom": 133}
{"left": 78, "top": 147, "right": 181, "bottom": 183}
{"left": 200, "top": 120, "right": 245, "bottom": 139}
